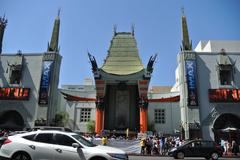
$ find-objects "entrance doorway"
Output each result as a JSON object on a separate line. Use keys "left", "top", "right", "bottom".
{"left": 104, "top": 85, "right": 139, "bottom": 132}
{"left": 0, "top": 110, "right": 24, "bottom": 131}
{"left": 213, "top": 113, "right": 240, "bottom": 144}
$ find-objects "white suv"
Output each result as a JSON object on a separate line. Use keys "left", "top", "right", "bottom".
{"left": 0, "top": 130, "right": 128, "bottom": 160}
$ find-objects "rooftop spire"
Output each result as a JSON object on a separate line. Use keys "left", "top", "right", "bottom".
{"left": 48, "top": 9, "right": 60, "bottom": 52}
{"left": 131, "top": 24, "right": 135, "bottom": 36}
{"left": 0, "top": 15, "right": 7, "bottom": 54}
{"left": 181, "top": 7, "right": 192, "bottom": 51}
{"left": 113, "top": 25, "right": 117, "bottom": 36}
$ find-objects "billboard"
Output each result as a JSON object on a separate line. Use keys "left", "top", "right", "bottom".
{"left": 38, "top": 61, "right": 53, "bottom": 105}
{"left": 209, "top": 89, "right": 240, "bottom": 102}
{"left": 0, "top": 88, "right": 30, "bottom": 100}
{"left": 185, "top": 60, "right": 198, "bottom": 106}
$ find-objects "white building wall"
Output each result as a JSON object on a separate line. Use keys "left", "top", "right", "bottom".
{"left": 148, "top": 102, "right": 180, "bottom": 135}
{"left": 195, "top": 41, "right": 240, "bottom": 52}
{"left": 148, "top": 92, "right": 180, "bottom": 135}
{"left": 0, "top": 53, "right": 62, "bottom": 128}
{"left": 196, "top": 51, "right": 240, "bottom": 140}
{"left": 58, "top": 84, "right": 96, "bottom": 132}
{"left": 0, "top": 54, "right": 43, "bottom": 128}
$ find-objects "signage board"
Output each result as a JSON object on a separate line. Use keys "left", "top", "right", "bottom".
{"left": 185, "top": 60, "right": 198, "bottom": 106}
{"left": 209, "top": 89, "right": 240, "bottom": 102}
{"left": 0, "top": 88, "right": 30, "bottom": 100}
{"left": 38, "top": 61, "right": 53, "bottom": 105}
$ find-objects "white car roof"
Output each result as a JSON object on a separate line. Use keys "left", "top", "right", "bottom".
{"left": 11, "top": 130, "right": 77, "bottom": 137}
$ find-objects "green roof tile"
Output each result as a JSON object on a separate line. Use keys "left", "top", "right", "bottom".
{"left": 101, "top": 32, "right": 144, "bottom": 75}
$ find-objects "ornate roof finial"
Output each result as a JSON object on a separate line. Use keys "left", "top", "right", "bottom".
{"left": 113, "top": 25, "right": 117, "bottom": 36}
{"left": 48, "top": 10, "right": 60, "bottom": 53}
{"left": 131, "top": 24, "right": 135, "bottom": 36}
{"left": 180, "top": 8, "right": 192, "bottom": 51}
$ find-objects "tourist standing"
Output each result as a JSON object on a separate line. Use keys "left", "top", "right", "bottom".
{"left": 232, "top": 141, "right": 239, "bottom": 156}
{"left": 140, "top": 138, "right": 146, "bottom": 155}
{"left": 101, "top": 136, "right": 107, "bottom": 146}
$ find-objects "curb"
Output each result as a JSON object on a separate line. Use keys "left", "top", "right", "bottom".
{"left": 128, "top": 153, "right": 240, "bottom": 158}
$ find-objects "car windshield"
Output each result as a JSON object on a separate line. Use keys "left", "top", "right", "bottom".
{"left": 72, "top": 134, "right": 96, "bottom": 147}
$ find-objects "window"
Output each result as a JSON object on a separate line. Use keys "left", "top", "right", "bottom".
{"left": 201, "top": 141, "right": 214, "bottom": 147}
{"left": 34, "top": 133, "right": 54, "bottom": 144}
{"left": 23, "top": 134, "right": 36, "bottom": 141}
{"left": 217, "top": 50, "right": 234, "bottom": 86}
{"left": 9, "top": 65, "right": 22, "bottom": 84}
{"left": 54, "top": 134, "right": 76, "bottom": 146}
{"left": 154, "top": 109, "right": 165, "bottom": 124}
{"left": 219, "top": 69, "right": 232, "bottom": 85}
{"left": 219, "top": 66, "right": 232, "bottom": 85}
{"left": 72, "top": 134, "right": 96, "bottom": 147}
{"left": 80, "top": 108, "right": 91, "bottom": 122}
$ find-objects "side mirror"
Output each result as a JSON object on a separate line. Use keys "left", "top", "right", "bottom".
{"left": 72, "top": 143, "right": 81, "bottom": 148}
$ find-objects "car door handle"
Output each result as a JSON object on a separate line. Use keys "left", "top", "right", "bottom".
{"left": 55, "top": 148, "right": 62, "bottom": 153}
{"left": 29, "top": 145, "right": 35, "bottom": 150}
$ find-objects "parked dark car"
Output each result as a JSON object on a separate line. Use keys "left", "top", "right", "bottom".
{"left": 168, "top": 140, "right": 223, "bottom": 159}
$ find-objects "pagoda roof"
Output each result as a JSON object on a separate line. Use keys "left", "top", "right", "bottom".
{"left": 101, "top": 32, "right": 144, "bottom": 75}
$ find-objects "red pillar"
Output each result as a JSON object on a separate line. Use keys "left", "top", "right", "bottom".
{"left": 95, "top": 108, "right": 103, "bottom": 134}
{"left": 140, "top": 107, "right": 147, "bottom": 133}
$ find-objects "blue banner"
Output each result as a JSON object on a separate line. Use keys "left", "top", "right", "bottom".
{"left": 38, "top": 61, "right": 53, "bottom": 105}
{"left": 185, "top": 60, "right": 198, "bottom": 106}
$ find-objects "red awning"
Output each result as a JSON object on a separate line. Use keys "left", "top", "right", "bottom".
{"left": 61, "top": 92, "right": 96, "bottom": 102}
{"left": 61, "top": 92, "right": 179, "bottom": 103}
{"left": 148, "top": 95, "right": 180, "bottom": 102}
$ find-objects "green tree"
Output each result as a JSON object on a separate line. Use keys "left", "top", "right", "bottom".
{"left": 54, "top": 111, "right": 69, "bottom": 127}
{"left": 86, "top": 120, "right": 95, "bottom": 133}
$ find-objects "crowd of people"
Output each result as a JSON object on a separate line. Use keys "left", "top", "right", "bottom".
{"left": 140, "top": 136, "right": 184, "bottom": 155}
{"left": 220, "top": 139, "right": 240, "bottom": 156}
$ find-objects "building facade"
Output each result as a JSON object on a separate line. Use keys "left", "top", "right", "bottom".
{"left": 148, "top": 89, "right": 180, "bottom": 135}
{"left": 0, "top": 14, "right": 62, "bottom": 130}
{"left": 175, "top": 12, "right": 240, "bottom": 142}
{"left": 58, "top": 79, "right": 96, "bottom": 133}
{"left": 177, "top": 41, "right": 240, "bottom": 142}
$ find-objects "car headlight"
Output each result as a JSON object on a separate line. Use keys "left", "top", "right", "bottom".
{"left": 170, "top": 147, "right": 177, "bottom": 152}
{"left": 107, "top": 153, "right": 128, "bottom": 160}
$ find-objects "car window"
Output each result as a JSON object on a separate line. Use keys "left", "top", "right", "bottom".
{"left": 64, "top": 128, "right": 72, "bottom": 132}
{"left": 22, "top": 134, "right": 36, "bottom": 141}
{"left": 54, "top": 134, "right": 77, "bottom": 146}
{"left": 35, "top": 133, "right": 54, "bottom": 144}
{"left": 193, "top": 141, "right": 201, "bottom": 147}
{"left": 201, "top": 141, "right": 213, "bottom": 147}
{"left": 72, "top": 134, "right": 96, "bottom": 147}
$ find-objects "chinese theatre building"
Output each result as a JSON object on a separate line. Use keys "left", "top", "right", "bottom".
{"left": 0, "top": 14, "right": 62, "bottom": 130}
{"left": 88, "top": 29, "right": 157, "bottom": 134}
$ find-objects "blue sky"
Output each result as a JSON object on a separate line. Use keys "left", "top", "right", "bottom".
{"left": 1, "top": 0, "right": 240, "bottom": 87}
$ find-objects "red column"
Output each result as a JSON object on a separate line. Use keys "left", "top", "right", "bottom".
{"left": 95, "top": 108, "right": 103, "bottom": 134}
{"left": 140, "top": 107, "right": 147, "bottom": 133}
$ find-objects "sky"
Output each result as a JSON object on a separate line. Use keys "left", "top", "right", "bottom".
{"left": 1, "top": 0, "right": 240, "bottom": 87}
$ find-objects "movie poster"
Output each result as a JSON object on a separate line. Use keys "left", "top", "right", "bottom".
{"left": 185, "top": 60, "right": 198, "bottom": 106}
{"left": 38, "top": 61, "right": 53, "bottom": 105}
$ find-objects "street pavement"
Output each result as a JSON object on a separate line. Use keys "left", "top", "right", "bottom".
{"left": 129, "top": 156, "right": 240, "bottom": 160}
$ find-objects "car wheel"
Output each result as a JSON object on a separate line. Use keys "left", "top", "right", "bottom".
{"left": 89, "top": 157, "right": 107, "bottom": 160}
{"left": 210, "top": 152, "right": 219, "bottom": 160}
{"left": 176, "top": 151, "right": 184, "bottom": 159}
{"left": 11, "top": 152, "right": 31, "bottom": 160}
